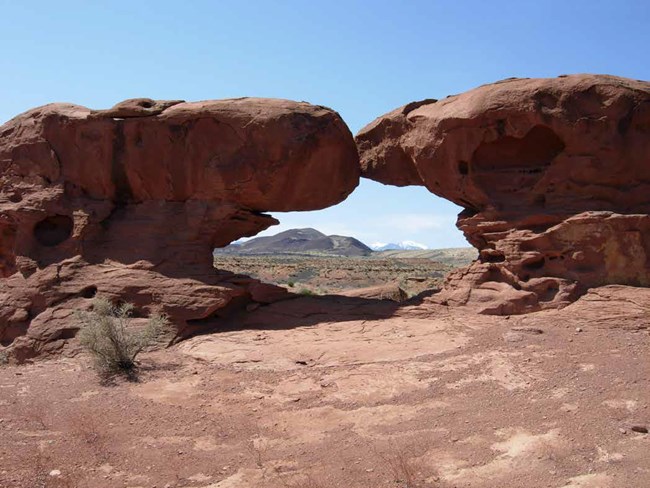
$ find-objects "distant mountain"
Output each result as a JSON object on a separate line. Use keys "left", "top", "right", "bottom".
{"left": 370, "top": 240, "right": 429, "bottom": 251}
{"left": 215, "top": 228, "right": 373, "bottom": 257}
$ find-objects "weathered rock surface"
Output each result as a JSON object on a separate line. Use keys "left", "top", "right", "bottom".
{"left": 0, "top": 97, "right": 360, "bottom": 359}
{"left": 517, "top": 284, "right": 650, "bottom": 331}
{"left": 357, "top": 74, "right": 650, "bottom": 314}
{"left": 338, "top": 283, "right": 408, "bottom": 302}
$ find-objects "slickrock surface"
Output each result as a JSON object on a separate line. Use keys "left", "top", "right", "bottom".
{"left": 357, "top": 75, "right": 650, "bottom": 314}
{"left": 1, "top": 286, "right": 649, "bottom": 487}
{"left": 0, "top": 98, "right": 359, "bottom": 359}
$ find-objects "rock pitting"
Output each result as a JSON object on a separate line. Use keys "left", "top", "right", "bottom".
{"left": 0, "top": 97, "right": 360, "bottom": 359}
{"left": 357, "top": 74, "right": 650, "bottom": 314}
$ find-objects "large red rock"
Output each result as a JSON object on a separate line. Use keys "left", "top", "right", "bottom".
{"left": 0, "top": 97, "right": 360, "bottom": 359}
{"left": 357, "top": 75, "right": 650, "bottom": 314}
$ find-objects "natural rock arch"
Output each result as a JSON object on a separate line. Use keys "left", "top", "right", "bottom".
{"left": 1, "top": 74, "right": 649, "bottom": 359}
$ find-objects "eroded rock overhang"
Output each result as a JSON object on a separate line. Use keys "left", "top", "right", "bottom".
{"left": 0, "top": 97, "right": 360, "bottom": 359}
{"left": 356, "top": 74, "right": 650, "bottom": 314}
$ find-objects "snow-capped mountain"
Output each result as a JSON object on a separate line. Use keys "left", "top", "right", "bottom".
{"left": 370, "top": 241, "right": 429, "bottom": 251}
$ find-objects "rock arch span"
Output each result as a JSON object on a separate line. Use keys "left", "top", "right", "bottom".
{"left": 1, "top": 74, "right": 649, "bottom": 358}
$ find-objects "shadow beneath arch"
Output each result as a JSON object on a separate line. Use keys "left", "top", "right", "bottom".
{"left": 178, "top": 289, "right": 440, "bottom": 341}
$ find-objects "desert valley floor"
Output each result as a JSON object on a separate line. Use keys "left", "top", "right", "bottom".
{"left": 1, "top": 285, "right": 649, "bottom": 488}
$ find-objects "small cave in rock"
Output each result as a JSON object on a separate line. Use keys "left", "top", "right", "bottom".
{"left": 470, "top": 125, "right": 565, "bottom": 199}
{"left": 523, "top": 256, "right": 546, "bottom": 271}
{"left": 80, "top": 286, "right": 98, "bottom": 299}
{"left": 34, "top": 215, "right": 74, "bottom": 247}
{"left": 472, "top": 125, "right": 565, "bottom": 172}
{"left": 480, "top": 249, "right": 506, "bottom": 263}
{"left": 0, "top": 322, "right": 28, "bottom": 347}
{"left": 537, "top": 282, "right": 560, "bottom": 303}
{"left": 53, "top": 328, "right": 78, "bottom": 341}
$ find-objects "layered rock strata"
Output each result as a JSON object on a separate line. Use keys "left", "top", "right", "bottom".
{"left": 0, "top": 97, "right": 359, "bottom": 358}
{"left": 357, "top": 75, "right": 650, "bottom": 314}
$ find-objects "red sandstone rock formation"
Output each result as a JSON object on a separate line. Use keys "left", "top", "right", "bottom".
{"left": 357, "top": 74, "right": 650, "bottom": 314}
{"left": 0, "top": 97, "right": 359, "bottom": 359}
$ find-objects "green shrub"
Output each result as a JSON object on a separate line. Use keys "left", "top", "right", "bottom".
{"left": 76, "top": 297, "right": 169, "bottom": 376}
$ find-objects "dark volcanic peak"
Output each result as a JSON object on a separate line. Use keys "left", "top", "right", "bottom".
{"left": 216, "top": 228, "right": 372, "bottom": 257}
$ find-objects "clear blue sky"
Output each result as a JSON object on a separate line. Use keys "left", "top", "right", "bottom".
{"left": 2, "top": 1, "right": 649, "bottom": 248}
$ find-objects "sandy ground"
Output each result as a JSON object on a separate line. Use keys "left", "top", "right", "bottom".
{"left": 1, "top": 286, "right": 649, "bottom": 488}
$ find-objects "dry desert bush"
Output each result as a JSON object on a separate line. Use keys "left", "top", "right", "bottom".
{"left": 373, "top": 439, "right": 443, "bottom": 488}
{"left": 76, "top": 297, "right": 170, "bottom": 378}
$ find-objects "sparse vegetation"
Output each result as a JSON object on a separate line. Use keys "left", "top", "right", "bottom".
{"left": 380, "top": 447, "right": 421, "bottom": 487}
{"left": 0, "top": 349, "right": 9, "bottom": 366}
{"left": 76, "top": 297, "right": 170, "bottom": 378}
{"left": 246, "top": 436, "right": 329, "bottom": 488}
{"left": 374, "top": 441, "right": 441, "bottom": 488}
{"left": 214, "top": 254, "right": 458, "bottom": 298}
